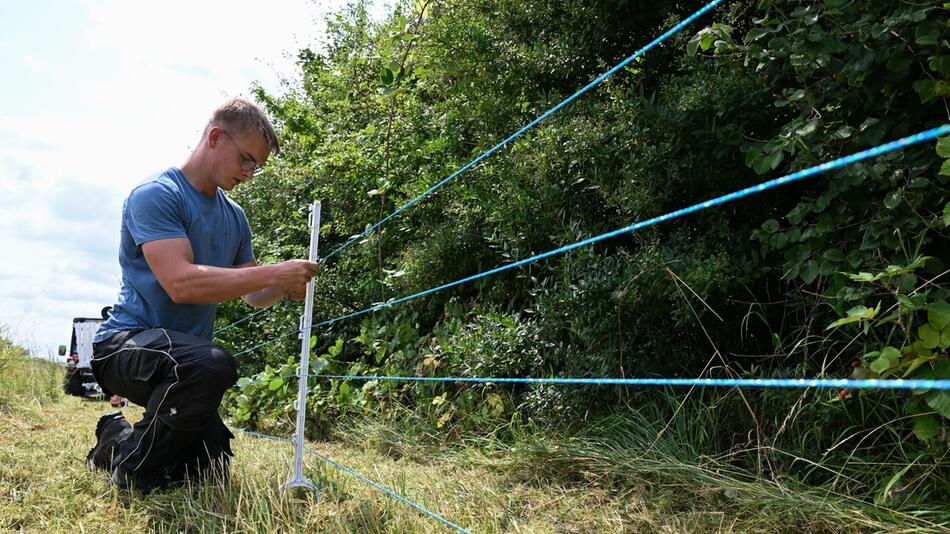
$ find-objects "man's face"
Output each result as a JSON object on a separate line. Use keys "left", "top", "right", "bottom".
{"left": 213, "top": 127, "right": 270, "bottom": 190}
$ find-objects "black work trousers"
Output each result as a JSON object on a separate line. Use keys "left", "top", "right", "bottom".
{"left": 91, "top": 328, "right": 237, "bottom": 482}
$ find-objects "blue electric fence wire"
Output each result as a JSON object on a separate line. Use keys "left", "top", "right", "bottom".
{"left": 302, "top": 445, "right": 471, "bottom": 533}
{"left": 315, "top": 374, "right": 950, "bottom": 391}
{"left": 216, "top": 307, "right": 270, "bottom": 335}
{"left": 233, "top": 329, "right": 301, "bottom": 359}
{"left": 307, "top": 124, "right": 950, "bottom": 331}
{"left": 319, "top": 0, "right": 725, "bottom": 263}
{"left": 216, "top": 0, "right": 722, "bottom": 339}
{"left": 235, "top": 429, "right": 472, "bottom": 533}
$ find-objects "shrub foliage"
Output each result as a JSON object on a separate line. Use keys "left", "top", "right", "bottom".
{"left": 219, "top": 0, "right": 950, "bottom": 507}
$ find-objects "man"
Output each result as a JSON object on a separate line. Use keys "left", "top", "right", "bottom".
{"left": 87, "top": 97, "right": 319, "bottom": 493}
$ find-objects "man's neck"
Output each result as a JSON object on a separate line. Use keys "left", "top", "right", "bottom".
{"left": 179, "top": 156, "right": 217, "bottom": 198}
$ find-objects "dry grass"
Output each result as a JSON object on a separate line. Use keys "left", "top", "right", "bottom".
{"left": 0, "top": 393, "right": 661, "bottom": 533}
{"left": 1, "top": 354, "right": 943, "bottom": 533}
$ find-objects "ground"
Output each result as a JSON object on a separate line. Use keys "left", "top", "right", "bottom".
{"left": 0, "top": 387, "right": 943, "bottom": 533}
{"left": 0, "top": 395, "right": 713, "bottom": 533}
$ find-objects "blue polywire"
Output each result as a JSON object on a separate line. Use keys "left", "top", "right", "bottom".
{"left": 235, "top": 429, "right": 472, "bottom": 534}
{"left": 216, "top": 307, "right": 270, "bottom": 335}
{"left": 319, "top": 0, "right": 725, "bottom": 263}
{"left": 302, "top": 446, "right": 471, "bottom": 533}
{"left": 309, "top": 124, "right": 950, "bottom": 330}
{"left": 232, "top": 329, "right": 301, "bottom": 359}
{"left": 216, "top": 0, "right": 723, "bottom": 340}
{"left": 315, "top": 374, "right": 950, "bottom": 391}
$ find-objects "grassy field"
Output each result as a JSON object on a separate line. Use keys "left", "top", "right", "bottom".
{"left": 1, "top": 353, "right": 947, "bottom": 533}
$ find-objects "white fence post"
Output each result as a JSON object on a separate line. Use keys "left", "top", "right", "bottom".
{"left": 280, "top": 200, "right": 321, "bottom": 496}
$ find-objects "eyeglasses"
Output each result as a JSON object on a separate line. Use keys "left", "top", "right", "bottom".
{"left": 220, "top": 130, "right": 266, "bottom": 177}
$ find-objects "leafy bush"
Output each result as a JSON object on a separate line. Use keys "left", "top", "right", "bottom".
{"left": 220, "top": 0, "right": 950, "bottom": 507}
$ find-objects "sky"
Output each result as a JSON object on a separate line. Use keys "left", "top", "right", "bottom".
{"left": 0, "top": 0, "right": 381, "bottom": 358}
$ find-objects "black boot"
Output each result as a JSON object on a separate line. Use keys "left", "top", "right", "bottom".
{"left": 86, "top": 412, "right": 132, "bottom": 471}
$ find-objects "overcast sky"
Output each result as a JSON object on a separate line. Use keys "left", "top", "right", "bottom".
{"left": 0, "top": 0, "right": 380, "bottom": 358}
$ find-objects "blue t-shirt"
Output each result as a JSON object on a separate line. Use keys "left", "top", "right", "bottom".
{"left": 96, "top": 168, "right": 255, "bottom": 342}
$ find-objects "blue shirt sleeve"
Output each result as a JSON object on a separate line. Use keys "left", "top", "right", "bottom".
{"left": 234, "top": 207, "right": 255, "bottom": 265}
{"left": 125, "top": 181, "right": 188, "bottom": 246}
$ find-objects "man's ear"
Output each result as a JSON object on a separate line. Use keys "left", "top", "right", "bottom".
{"left": 207, "top": 126, "right": 223, "bottom": 148}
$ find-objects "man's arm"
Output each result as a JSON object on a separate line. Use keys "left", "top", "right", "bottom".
{"left": 142, "top": 238, "right": 318, "bottom": 305}
{"left": 237, "top": 259, "right": 310, "bottom": 308}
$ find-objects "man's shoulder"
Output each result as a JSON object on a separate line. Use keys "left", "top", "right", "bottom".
{"left": 220, "top": 193, "right": 247, "bottom": 216}
{"left": 129, "top": 169, "right": 183, "bottom": 199}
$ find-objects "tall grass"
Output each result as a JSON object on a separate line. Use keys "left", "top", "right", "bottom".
{"left": 0, "top": 336, "right": 61, "bottom": 411}
{"left": 3, "top": 325, "right": 946, "bottom": 532}
{"left": 339, "top": 389, "right": 950, "bottom": 533}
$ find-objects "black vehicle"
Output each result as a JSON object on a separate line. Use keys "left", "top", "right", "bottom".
{"left": 59, "top": 307, "right": 111, "bottom": 398}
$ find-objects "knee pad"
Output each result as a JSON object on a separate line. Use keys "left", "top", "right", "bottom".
{"left": 203, "top": 345, "right": 238, "bottom": 392}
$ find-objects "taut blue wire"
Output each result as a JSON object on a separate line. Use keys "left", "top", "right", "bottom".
{"left": 221, "top": 0, "right": 723, "bottom": 340}
{"left": 309, "top": 124, "right": 950, "bottom": 330}
{"left": 233, "top": 328, "right": 301, "bottom": 359}
{"left": 319, "top": 0, "right": 725, "bottom": 263}
{"left": 216, "top": 307, "right": 270, "bottom": 335}
{"left": 236, "top": 429, "right": 472, "bottom": 533}
{"left": 315, "top": 374, "right": 950, "bottom": 391}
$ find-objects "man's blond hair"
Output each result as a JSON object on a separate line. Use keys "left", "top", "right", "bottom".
{"left": 207, "top": 97, "right": 280, "bottom": 156}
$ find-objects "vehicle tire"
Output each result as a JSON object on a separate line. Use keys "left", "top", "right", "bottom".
{"left": 63, "top": 370, "right": 84, "bottom": 396}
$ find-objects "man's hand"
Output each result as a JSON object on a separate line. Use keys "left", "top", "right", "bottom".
{"left": 271, "top": 260, "right": 320, "bottom": 294}
{"left": 240, "top": 259, "right": 319, "bottom": 307}
{"left": 285, "top": 284, "right": 308, "bottom": 301}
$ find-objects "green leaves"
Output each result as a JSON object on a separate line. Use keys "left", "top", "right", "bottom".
{"left": 937, "top": 136, "right": 950, "bottom": 158}
{"left": 883, "top": 191, "right": 901, "bottom": 209}
{"left": 221, "top": 0, "right": 950, "bottom": 475}
{"left": 919, "top": 324, "right": 950, "bottom": 349}
{"left": 744, "top": 142, "right": 787, "bottom": 175}
{"left": 687, "top": 23, "right": 735, "bottom": 56}
{"left": 869, "top": 346, "right": 901, "bottom": 375}
{"left": 822, "top": 249, "right": 845, "bottom": 263}
{"left": 930, "top": 305, "right": 950, "bottom": 330}
{"left": 916, "top": 304, "right": 950, "bottom": 349}
{"left": 842, "top": 257, "right": 932, "bottom": 284}
{"left": 379, "top": 66, "right": 395, "bottom": 86}
{"left": 940, "top": 137, "right": 950, "bottom": 179}
{"left": 913, "top": 414, "right": 940, "bottom": 441}
{"left": 926, "top": 391, "right": 950, "bottom": 419}
{"left": 915, "top": 21, "right": 942, "bottom": 46}
{"left": 826, "top": 303, "right": 880, "bottom": 330}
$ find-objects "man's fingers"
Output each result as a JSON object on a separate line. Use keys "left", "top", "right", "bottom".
{"left": 276, "top": 260, "right": 320, "bottom": 290}
{"left": 292, "top": 259, "right": 320, "bottom": 276}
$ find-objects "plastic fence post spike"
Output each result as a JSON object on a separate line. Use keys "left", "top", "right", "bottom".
{"left": 280, "top": 200, "right": 322, "bottom": 498}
